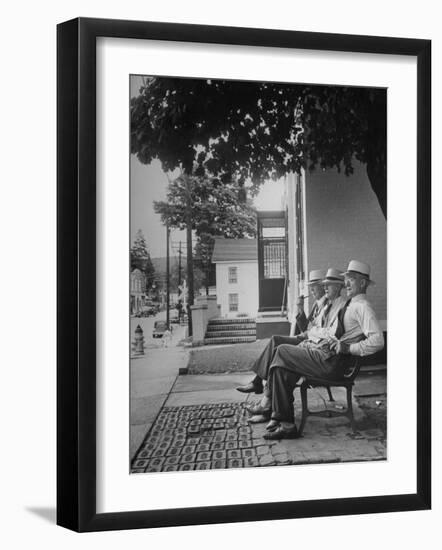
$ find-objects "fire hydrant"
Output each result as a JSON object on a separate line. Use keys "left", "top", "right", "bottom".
{"left": 132, "top": 324, "right": 145, "bottom": 355}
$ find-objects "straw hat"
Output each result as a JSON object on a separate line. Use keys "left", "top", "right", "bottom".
{"left": 306, "top": 269, "right": 327, "bottom": 286}
{"left": 322, "top": 267, "right": 344, "bottom": 284}
{"left": 342, "top": 260, "right": 375, "bottom": 285}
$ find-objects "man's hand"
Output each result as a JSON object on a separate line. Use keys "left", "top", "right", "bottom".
{"left": 332, "top": 341, "right": 351, "bottom": 355}
{"left": 296, "top": 298, "right": 305, "bottom": 316}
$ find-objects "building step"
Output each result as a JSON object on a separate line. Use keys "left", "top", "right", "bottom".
{"left": 203, "top": 336, "right": 257, "bottom": 345}
{"left": 206, "top": 323, "right": 256, "bottom": 332}
{"left": 208, "top": 317, "right": 255, "bottom": 325}
{"left": 205, "top": 329, "right": 256, "bottom": 338}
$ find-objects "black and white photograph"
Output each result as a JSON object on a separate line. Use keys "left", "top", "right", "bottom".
{"left": 129, "top": 75, "right": 387, "bottom": 474}
{"left": 1, "top": 0, "right": 436, "bottom": 542}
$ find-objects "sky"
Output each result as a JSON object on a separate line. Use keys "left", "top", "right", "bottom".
{"left": 130, "top": 75, "right": 285, "bottom": 259}
{"left": 130, "top": 156, "right": 285, "bottom": 258}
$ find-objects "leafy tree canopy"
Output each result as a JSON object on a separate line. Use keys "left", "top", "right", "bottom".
{"left": 131, "top": 78, "right": 386, "bottom": 217}
{"left": 153, "top": 175, "right": 257, "bottom": 237}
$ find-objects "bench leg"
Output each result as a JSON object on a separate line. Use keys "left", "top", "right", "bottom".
{"left": 346, "top": 385, "right": 356, "bottom": 432}
{"left": 326, "top": 386, "right": 335, "bottom": 402}
{"left": 298, "top": 383, "right": 308, "bottom": 437}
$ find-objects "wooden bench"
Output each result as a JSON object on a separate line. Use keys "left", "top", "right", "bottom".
{"left": 297, "top": 356, "right": 361, "bottom": 437}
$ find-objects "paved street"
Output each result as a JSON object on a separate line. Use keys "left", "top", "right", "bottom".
{"left": 131, "top": 371, "right": 386, "bottom": 472}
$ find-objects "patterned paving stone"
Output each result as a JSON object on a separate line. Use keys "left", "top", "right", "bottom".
{"left": 243, "top": 457, "right": 259, "bottom": 467}
{"left": 212, "top": 450, "right": 227, "bottom": 460}
{"left": 241, "top": 448, "right": 256, "bottom": 459}
{"left": 132, "top": 402, "right": 249, "bottom": 473}
{"left": 131, "top": 400, "right": 384, "bottom": 474}
{"left": 228, "top": 458, "right": 244, "bottom": 468}
{"left": 181, "top": 453, "right": 197, "bottom": 463}
{"left": 164, "top": 455, "right": 180, "bottom": 465}
{"left": 150, "top": 457, "right": 165, "bottom": 467}
{"left": 197, "top": 451, "right": 212, "bottom": 461}
{"left": 163, "top": 464, "right": 180, "bottom": 472}
{"left": 152, "top": 448, "right": 168, "bottom": 458}
{"left": 227, "top": 449, "right": 241, "bottom": 460}
{"left": 137, "top": 449, "right": 153, "bottom": 459}
{"left": 146, "top": 465, "right": 162, "bottom": 472}
{"left": 166, "top": 447, "right": 182, "bottom": 457}
{"left": 195, "top": 461, "right": 211, "bottom": 470}
{"left": 132, "top": 459, "right": 148, "bottom": 469}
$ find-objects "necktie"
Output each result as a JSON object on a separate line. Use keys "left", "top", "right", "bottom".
{"left": 307, "top": 303, "right": 318, "bottom": 323}
{"left": 321, "top": 299, "right": 332, "bottom": 327}
{"left": 334, "top": 298, "right": 352, "bottom": 340}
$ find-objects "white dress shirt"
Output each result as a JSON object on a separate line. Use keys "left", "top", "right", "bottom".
{"left": 333, "top": 294, "right": 384, "bottom": 356}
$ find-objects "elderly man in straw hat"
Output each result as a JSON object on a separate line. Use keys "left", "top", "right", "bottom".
{"left": 260, "top": 260, "right": 384, "bottom": 440}
{"left": 237, "top": 268, "right": 346, "bottom": 415}
{"left": 236, "top": 269, "right": 328, "bottom": 396}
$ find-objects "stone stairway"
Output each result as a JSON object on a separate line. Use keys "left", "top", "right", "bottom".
{"left": 204, "top": 317, "right": 257, "bottom": 345}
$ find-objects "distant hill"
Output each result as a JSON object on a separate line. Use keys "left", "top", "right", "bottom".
{"left": 151, "top": 257, "right": 167, "bottom": 274}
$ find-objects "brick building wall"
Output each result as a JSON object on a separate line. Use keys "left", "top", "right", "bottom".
{"left": 304, "top": 161, "right": 387, "bottom": 324}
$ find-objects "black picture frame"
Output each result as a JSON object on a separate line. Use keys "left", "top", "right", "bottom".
{"left": 57, "top": 17, "right": 431, "bottom": 532}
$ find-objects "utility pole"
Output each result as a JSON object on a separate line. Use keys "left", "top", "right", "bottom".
{"left": 166, "top": 224, "right": 170, "bottom": 328}
{"left": 183, "top": 175, "right": 194, "bottom": 337}
{"left": 178, "top": 241, "right": 182, "bottom": 288}
{"left": 178, "top": 241, "right": 182, "bottom": 323}
{"left": 186, "top": 216, "right": 194, "bottom": 337}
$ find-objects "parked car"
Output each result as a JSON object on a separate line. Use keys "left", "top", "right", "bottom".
{"left": 145, "top": 300, "right": 160, "bottom": 314}
{"left": 136, "top": 305, "right": 155, "bottom": 317}
{"left": 152, "top": 320, "right": 170, "bottom": 338}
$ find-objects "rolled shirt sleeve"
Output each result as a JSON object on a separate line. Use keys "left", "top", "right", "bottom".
{"left": 347, "top": 301, "right": 384, "bottom": 356}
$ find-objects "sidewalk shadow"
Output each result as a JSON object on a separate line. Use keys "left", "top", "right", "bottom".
{"left": 26, "top": 506, "right": 56, "bottom": 524}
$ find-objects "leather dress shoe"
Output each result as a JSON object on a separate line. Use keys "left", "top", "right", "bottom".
{"left": 236, "top": 379, "right": 263, "bottom": 394}
{"left": 266, "top": 419, "right": 280, "bottom": 432}
{"left": 263, "top": 426, "right": 299, "bottom": 440}
{"left": 246, "top": 404, "right": 271, "bottom": 416}
{"left": 248, "top": 413, "right": 271, "bottom": 423}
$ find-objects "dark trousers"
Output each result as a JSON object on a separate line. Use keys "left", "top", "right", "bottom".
{"left": 252, "top": 335, "right": 304, "bottom": 396}
{"left": 268, "top": 344, "right": 343, "bottom": 423}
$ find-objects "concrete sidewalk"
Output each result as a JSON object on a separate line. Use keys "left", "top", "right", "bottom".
{"left": 131, "top": 371, "right": 386, "bottom": 472}
{"left": 130, "top": 346, "right": 189, "bottom": 458}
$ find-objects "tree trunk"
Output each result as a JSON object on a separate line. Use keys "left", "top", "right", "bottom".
{"left": 366, "top": 91, "right": 387, "bottom": 220}
{"left": 366, "top": 159, "right": 387, "bottom": 219}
